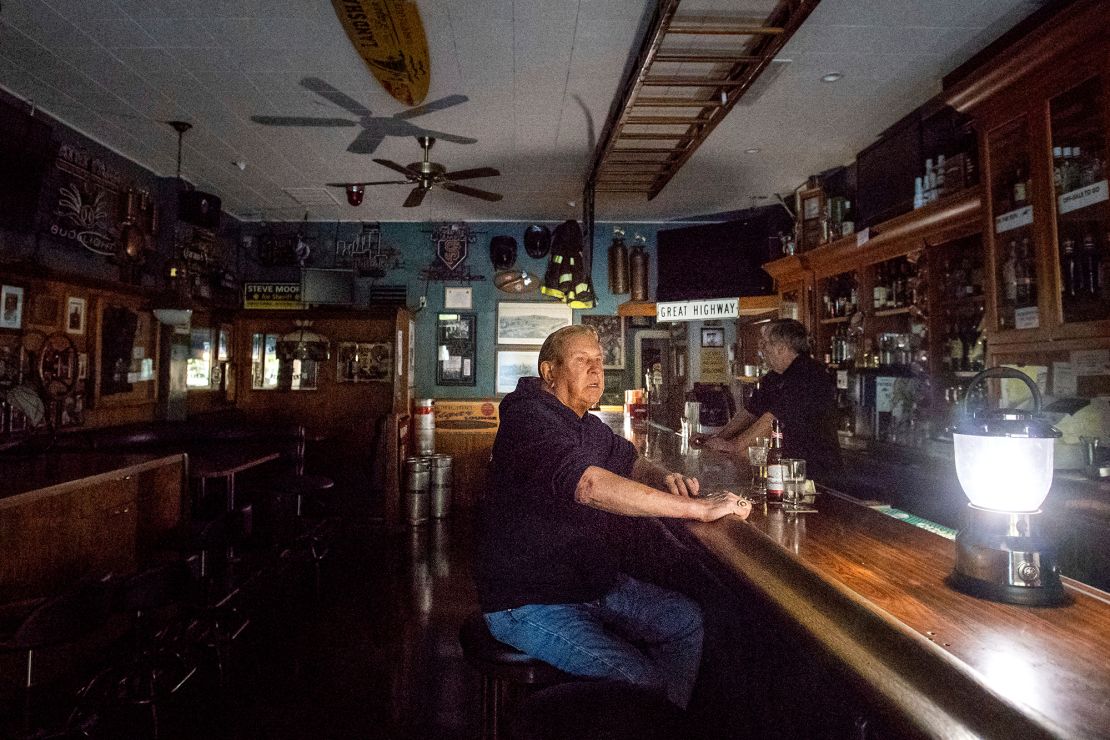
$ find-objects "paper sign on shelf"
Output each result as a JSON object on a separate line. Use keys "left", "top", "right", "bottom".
{"left": 1058, "top": 179, "right": 1108, "bottom": 215}
{"left": 836, "top": 370, "right": 849, "bottom": 390}
{"left": 994, "top": 205, "right": 1034, "bottom": 234}
{"left": 1053, "top": 362, "right": 1077, "bottom": 397}
{"left": 875, "top": 377, "right": 895, "bottom": 413}
{"left": 1014, "top": 306, "right": 1040, "bottom": 329}
{"left": 1071, "top": 349, "right": 1110, "bottom": 376}
{"left": 856, "top": 228, "right": 870, "bottom": 247}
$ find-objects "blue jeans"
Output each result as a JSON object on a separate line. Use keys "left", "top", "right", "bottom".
{"left": 484, "top": 575, "right": 703, "bottom": 708}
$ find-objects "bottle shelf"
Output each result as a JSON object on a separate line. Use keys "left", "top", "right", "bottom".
{"left": 872, "top": 306, "right": 913, "bottom": 317}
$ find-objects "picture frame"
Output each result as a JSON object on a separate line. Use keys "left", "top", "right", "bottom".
{"left": 0, "top": 285, "right": 24, "bottom": 330}
{"left": 581, "top": 315, "right": 625, "bottom": 369}
{"left": 444, "top": 286, "right": 473, "bottom": 310}
{"left": 497, "top": 301, "right": 572, "bottom": 345}
{"left": 66, "top": 297, "right": 87, "bottom": 335}
{"left": 29, "top": 294, "right": 61, "bottom": 329}
{"left": 436, "top": 312, "right": 477, "bottom": 386}
{"left": 496, "top": 349, "right": 539, "bottom": 394}
{"left": 701, "top": 327, "right": 724, "bottom": 347}
{"left": 336, "top": 341, "right": 394, "bottom": 383}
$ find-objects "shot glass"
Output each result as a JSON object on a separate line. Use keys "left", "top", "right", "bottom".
{"left": 781, "top": 459, "right": 807, "bottom": 510}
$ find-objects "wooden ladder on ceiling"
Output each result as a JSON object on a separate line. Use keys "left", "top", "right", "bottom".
{"left": 588, "top": 0, "right": 820, "bottom": 201}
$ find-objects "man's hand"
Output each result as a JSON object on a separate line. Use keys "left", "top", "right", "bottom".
{"left": 702, "top": 436, "right": 733, "bottom": 453}
{"left": 662, "top": 472, "right": 700, "bottom": 497}
{"left": 689, "top": 433, "right": 712, "bottom": 447}
{"left": 696, "top": 491, "right": 752, "bottom": 522}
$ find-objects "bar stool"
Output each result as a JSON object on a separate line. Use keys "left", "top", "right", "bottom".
{"left": 0, "top": 576, "right": 113, "bottom": 738}
{"left": 91, "top": 562, "right": 196, "bottom": 739}
{"left": 510, "top": 679, "right": 687, "bottom": 740}
{"left": 458, "top": 612, "right": 573, "bottom": 740}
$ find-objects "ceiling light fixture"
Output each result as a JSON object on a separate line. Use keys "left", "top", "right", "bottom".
{"left": 234, "top": 160, "right": 247, "bottom": 171}
{"left": 745, "top": 147, "right": 761, "bottom": 154}
{"left": 345, "top": 184, "right": 365, "bottom": 206}
{"left": 821, "top": 72, "right": 843, "bottom": 83}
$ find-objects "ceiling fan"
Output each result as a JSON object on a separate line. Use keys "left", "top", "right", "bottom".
{"left": 250, "top": 77, "right": 475, "bottom": 155}
{"left": 329, "top": 136, "right": 502, "bottom": 208}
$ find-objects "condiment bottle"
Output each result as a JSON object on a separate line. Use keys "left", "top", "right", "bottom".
{"left": 766, "top": 419, "right": 785, "bottom": 503}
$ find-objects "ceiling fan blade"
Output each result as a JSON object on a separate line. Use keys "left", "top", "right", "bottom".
{"left": 417, "top": 129, "right": 478, "bottom": 145}
{"left": 439, "top": 182, "right": 503, "bottom": 202}
{"left": 251, "top": 116, "right": 357, "bottom": 127}
{"left": 325, "top": 180, "right": 410, "bottom": 187}
{"left": 301, "top": 77, "right": 371, "bottom": 117}
{"left": 393, "top": 95, "right": 469, "bottom": 120}
{"left": 403, "top": 186, "right": 428, "bottom": 208}
{"left": 444, "top": 167, "right": 500, "bottom": 181}
{"left": 347, "top": 129, "right": 386, "bottom": 154}
{"left": 374, "top": 158, "right": 420, "bottom": 177}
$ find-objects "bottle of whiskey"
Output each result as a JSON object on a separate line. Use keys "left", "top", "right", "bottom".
{"left": 1063, "top": 238, "right": 1079, "bottom": 298}
{"left": 1002, "top": 240, "right": 1018, "bottom": 304}
{"left": 766, "top": 419, "right": 785, "bottom": 503}
{"left": 1016, "top": 238, "right": 1036, "bottom": 307}
{"left": 1083, "top": 234, "right": 1100, "bottom": 297}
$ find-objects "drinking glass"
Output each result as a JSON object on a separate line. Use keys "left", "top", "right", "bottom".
{"left": 782, "top": 459, "right": 807, "bottom": 509}
{"left": 747, "top": 444, "right": 769, "bottom": 499}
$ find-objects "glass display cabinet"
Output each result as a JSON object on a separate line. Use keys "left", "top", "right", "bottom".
{"left": 1049, "top": 76, "right": 1110, "bottom": 326}
{"left": 985, "top": 116, "right": 1039, "bottom": 332}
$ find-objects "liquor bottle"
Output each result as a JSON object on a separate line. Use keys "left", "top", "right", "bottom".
{"left": 873, "top": 264, "right": 888, "bottom": 308}
{"left": 766, "top": 419, "right": 785, "bottom": 503}
{"left": 948, "top": 322, "right": 963, "bottom": 371}
{"left": 913, "top": 177, "right": 925, "bottom": 209}
{"left": 1053, "top": 146, "right": 1064, "bottom": 194}
{"left": 924, "top": 159, "right": 936, "bottom": 204}
{"left": 1002, "top": 240, "right": 1018, "bottom": 303}
{"left": 1062, "top": 238, "right": 1078, "bottom": 299}
{"left": 1016, "top": 238, "right": 1036, "bottom": 307}
{"left": 1083, "top": 234, "right": 1100, "bottom": 297}
{"left": 936, "top": 154, "right": 947, "bottom": 198}
{"left": 1013, "top": 166, "right": 1028, "bottom": 207}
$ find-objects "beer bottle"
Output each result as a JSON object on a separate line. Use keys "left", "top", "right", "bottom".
{"left": 766, "top": 419, "right": 785, "bottom": 503}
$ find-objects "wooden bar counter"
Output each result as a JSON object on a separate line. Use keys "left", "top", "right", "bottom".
{"left": 0, "top": 450, "right": 188, "bottom": 602}
{"left": 605, "top": 413, "right": 1110, "bottom": 739}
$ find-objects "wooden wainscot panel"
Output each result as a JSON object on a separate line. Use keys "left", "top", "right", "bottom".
{"left": 433, "top": 399, "right": 500, "bottom": 512}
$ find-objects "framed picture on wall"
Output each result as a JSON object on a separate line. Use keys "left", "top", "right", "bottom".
{"left": 496, "top": 349, "right": 539, "bottom": 394}
{"left": 66, "top": 297, "right": 87, "bottom": 335}
{"left": 581, "top": 315, "right": 625, "bottom": 369}
{"left": 497, "top": 302, "right": 572, "bottom": 345}
{"left": 436, "top": 312, "right": 477, "bottom": 386}
{"left": 444, "top": 286, "right": 473, "bottom": 310}
{"left": 0, "top": 285, "right": 24, "bottom": 330}
{"left": 701, "top": 327, "right": 724, "bottom": 347}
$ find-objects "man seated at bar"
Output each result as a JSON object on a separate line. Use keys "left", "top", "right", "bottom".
{"left": 475, "top": 325, "right": 750, "bottom": 709}
{"left": 694, "top": 318, "right": 843, "bottom": 483}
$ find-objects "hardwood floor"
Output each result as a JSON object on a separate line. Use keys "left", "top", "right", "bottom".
{"left": 158, "top": 515, "right": 483, "bottom": 739}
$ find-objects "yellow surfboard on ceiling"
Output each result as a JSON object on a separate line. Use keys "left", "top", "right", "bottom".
{"left": 331, "top": 0, "right": 430, "bottom": 107}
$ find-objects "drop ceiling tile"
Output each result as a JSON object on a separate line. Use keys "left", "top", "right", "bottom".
{"left": 166, "top": 46, "right": 239, "bottom": 71}
{"left": 4, "top": 0, "right": 94, "bottom": 48}
{"left": 136, "top": 17, "right": 216, "bottom": 47}
{"left": 81, "top": 17, "right": 158, "bottom": 48}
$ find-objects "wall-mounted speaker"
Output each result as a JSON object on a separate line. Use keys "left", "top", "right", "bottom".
{"left": 178, "top": 190, "right": 221, "bottom": 231}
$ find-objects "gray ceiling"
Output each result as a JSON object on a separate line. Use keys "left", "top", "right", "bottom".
{"left": 0, "top": 0, "right": 1041, "bottom": 223}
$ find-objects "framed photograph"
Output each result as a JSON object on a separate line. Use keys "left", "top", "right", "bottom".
{"left": 436, "top": 312, "right": 477, "bottom": 386}
{"left": 497, "top": 301, "right": 572, "bottom": 345}
{"left": 337, "top": 341, "right": 394, "bottom": 383}
{"left": 496, "top": 349, "right": 539, "bottom": 394}
{"left": 581, "top": 315, "right": 625, "bottom": 369}
{"left": 1, "top": 285, "right": 24, "bottom": 330}
{"left": 701, "top": 327, "right": 724, "bottom": 347}
{"left": 66, "top": 297, "right": 87, "bottom": 335}
{"left": 29, "top": 294, "right": 61, "bottom": 329}
{"left": 444, "top": 286, "right": 473, "bottom": 310}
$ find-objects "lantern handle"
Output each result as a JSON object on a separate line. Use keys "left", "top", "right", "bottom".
{"left": 962, "top": 367, "right": 1042, "bottom": 418}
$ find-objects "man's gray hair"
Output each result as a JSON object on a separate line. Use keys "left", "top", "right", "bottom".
{"left": 764, "top": 318, "right": 811, "bottom": 355}
{"left": 538, "top": 324, "right": 599, "bottom": 369}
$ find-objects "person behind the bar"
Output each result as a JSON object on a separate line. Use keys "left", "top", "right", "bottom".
{"left": 475, "top": 324, "right": 750, "bottom": 709}
{"left": 693, "top": 318, "right": 843, "bottom": 483}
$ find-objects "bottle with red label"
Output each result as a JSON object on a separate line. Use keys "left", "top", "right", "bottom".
{"left": 766, "top": 419, "right": 785, "bottom": 503}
